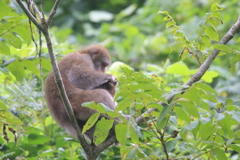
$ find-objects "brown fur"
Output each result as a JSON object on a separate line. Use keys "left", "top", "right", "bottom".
{"left": 45, "top": 45, "right": 116, "bottom": 140}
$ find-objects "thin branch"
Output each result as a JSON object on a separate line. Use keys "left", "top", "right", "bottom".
{"left": 27, "top": 0, "right": 42, "bottom": 19}
{"left": 47, "top": 0, "right": 61, "bottom": 26}
{"left": 16, "top": 0, "right": 93, "bottom": 156}
{"left": 0, "top": 54, "right": 48, "bottom": 67}
{"left": 136, "top": 16, "right": 240, "bottom": 125}
{"left": 42, "top": 27, "right": 92, "bottom": 155}
{"left": 16, "top": 0, "right": 43, "bottom": 31}
{"left": 186, "top": 16, "right": 240, "bottom": 86}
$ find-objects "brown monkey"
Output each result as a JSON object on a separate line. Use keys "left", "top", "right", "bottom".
{"left": 45, "top": 45, "right": 117, "bottom": 140}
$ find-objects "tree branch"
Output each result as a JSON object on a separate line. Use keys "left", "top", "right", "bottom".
{"left": 136, "top": 16, "right": 240, "bottom": 125}
{"left": 0, "top": 54, "right": 48, "bottom": 67}
{"left": 16, "top": 0, "right": 93, "bottom": 157}
{"left": 16, "top": 0, "right": 43, "bottom": 30}
{"left": 47, "top": 0, "right": 61, "bottom": 26}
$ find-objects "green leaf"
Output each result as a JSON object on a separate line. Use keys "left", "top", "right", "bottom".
{"left": 202, "top": 35, "right": 211, "bottom": 47}
{"left": 205, "top": 26, "right": 219, "bottom": 41}
{"left": 5, "top": 115, "right": 22, "bottom": 125}
{"left": 199, "top": 121, "right": 215, "bottom": 140}
{"left": 195, "top": 83, "right": 217, "bottom": 95}
{"left": 213, "top": 12, "right": 223, "bottom": 20}
{"left": 0, "top": 42, "right": 10, "bottom": 55}
{"left": 182, "top": 87, "right": 204, "bottom": 105}
{"left": 213, "top": 44, "right": 233, "bottom": 53}
{"left": 41, "top": 59, "right": 52, "bottom": 71}
{"left": 0, "top": 1, "right": 11, "bottom": 19}
{"left": 28, "top": 133, "right": 51, "bottom": 145}
{"left": 218, "top": 52, "right": 226, "bottom": 56}
{"left": 166, "top": 140, "right": 177, "bottom": 152}
{"left": 213, "top": 110, "right": 225, "bottom": 121}
{"left": 0, "top": 101, "right": 8, "bottom": 110}
{"left": 185, "top": 120, "right": 199, "bottom": 131}
{"left": 23, "top": 60, "right": 40, "bottom": 77}
{"left": 166, "top": 62, "right": 191, "bottom": 76}
{"left": 228, "top": 144, "right": 240, "bottom": 153}
{"left": 115, "top": 123, "right": 128, "bottom": 145}
{"left": 166, "top": 21, "right": 176, "bottom": 29}
{"left": 178, "top": 100, "right": 200, "bottom": 118}
{"left": 157, "top": 117, "right": 168, "bottom": 129}
{"left": 157, "top": 105, "right": 173, "bottom": 124}
{"left": 211, "top": 3, "right": 224, "bottom": 12}
{"left": 4, "top": 33, "right": 22, "bottom": 49}
{"left": 197, "top": 42, "right": 205, "bottom": 50}
{"left": 237, "top": 37, "right": 240, "bottom": 43}
{"left": 201, "top": 70, "right": 219, "bottom": 83}
{"left": 209, "top": 152, "right": 217, "bottom": 160}
{"left": 175, "top": 107, "right": 191, "bottom": 124}
{"left": 208, "top": 18, "right": 220, "bottom": 29}
{"left": 133, "top": 123, "right": 144, "bottom": 140}
{"left": 130, "top": 126, "right": 139, "bottom": 143}
{"left": 125, "top": 147, "right": 137, "bottom": 159}
{"left": 230, "top": 54, "right": 240, "bottom": 74}
{"left": 116, "top": 97, "right": 133, "bottom": 111}
{"left": 214, "top": 148, "right": 227, "bottom": 160}
{"left": 82, "top": 113, "right": 100, "bottom": 134}
{"left": 179, "top": 49, "right": 189, "bottom": 60}
{"left": 93, "top": 118, "right": 114, "bottom": 145}
{"left": 12, "top": 24, "right": 31, "bottom": 46}
{"left": 82, "top": 101, "right": 113, "bottom": 113}
{"left": 7, "top": 61, "right": 25, "bottom": 82}
{"left": 218, "top": 115, "right": 235, "bottom": 139}
{"left": 157, "top": 11, "right": 169, "bottom": 15}
{"left": 202, "top": 94, "right": 217, "bottom": 103}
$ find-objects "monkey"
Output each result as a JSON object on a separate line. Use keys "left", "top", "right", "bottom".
{"left": 45, "top": 44, "right": 118, "bottom": 141}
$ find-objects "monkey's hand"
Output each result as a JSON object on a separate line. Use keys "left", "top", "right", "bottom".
{"left": 108, "top": 75, "right": 118, "bottom": 86}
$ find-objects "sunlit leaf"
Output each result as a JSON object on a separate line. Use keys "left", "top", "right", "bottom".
{"left": 166, "top": 62, "right": 191, "bottom": 76}
{"left": 0, "top": 42, "right": 10, "bottom": 55}
{"left": 130, "top": 126, "right": 139, "bottom": 143}
{"left": 211, "top": 3, "right": 224, "bottom": 12}
{"left": 115, "top": 123, "right": 128, "bottom": 145}
{"left": 157, "top": 11, "right": 169, "bottom": 15}
{"left": 213, "top": 44, "right": 233, "bottom": 53}
{"left": 202, "top": 35, "right": 211, "bottom": 47}
{"left": 201, "top": 70, "right": 219, "bottom": 83}
{"left": 214, "top": 148, "right": 227, "bottom": 160}
{"left": 93, "top": 118, "right": 114, "bottom": 145}
{"left": 82, "top": 113, "right": 100, "bottom": 134}
{"left": 7, "top": 61, "right": 25, "bottom": 82}
{"left": 175, "top": 106, "right": 191, "bottom": 124}
{"left": 205, "top": 26, "right": 219, "bottom": 41}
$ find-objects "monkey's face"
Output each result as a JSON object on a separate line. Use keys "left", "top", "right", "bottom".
{"left": 83, "top": 44, "right": 111, "bottom": 72}
{"left": 93, "top": 53, "right": 111, "bottom": 72}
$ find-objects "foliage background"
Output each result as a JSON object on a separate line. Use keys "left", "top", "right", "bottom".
{"left": 0, "top": 0, "right": 240, "bottom": 159}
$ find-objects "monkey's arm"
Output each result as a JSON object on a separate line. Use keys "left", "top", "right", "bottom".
{"left": 67, "top": 68, "right": 115, "bottom": 89}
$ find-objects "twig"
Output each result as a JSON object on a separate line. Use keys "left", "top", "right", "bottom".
{"left": 0, "top": 54, "right": 48, "bottom": 67}
{"left": 16, "top": 0, "right": 43, "bottom": 30}
{"left": 47, "top": 0, "right": 61, "bottom": 26}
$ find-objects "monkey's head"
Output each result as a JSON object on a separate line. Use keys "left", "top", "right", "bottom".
{"left": 83, "top": 44, "right": 111, "bottom": 72}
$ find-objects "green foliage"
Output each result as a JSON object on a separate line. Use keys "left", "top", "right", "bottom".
{"left": 0, "top": 0, "right": 31, "bottom": 55}
{"left": 1, "top": 0, "right": 240, "bottom": 159}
